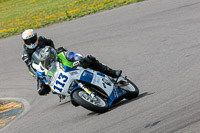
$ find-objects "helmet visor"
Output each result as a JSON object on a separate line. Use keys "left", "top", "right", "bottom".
{"left": 24, "top": 35, "right": 37, "bottom": 46}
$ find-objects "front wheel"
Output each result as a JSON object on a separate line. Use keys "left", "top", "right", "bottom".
{"left": 72, "top": 89, "right": 109, "bottom": 113}
{"left": 123, "top": 79, "right": 139, "bottom": 99}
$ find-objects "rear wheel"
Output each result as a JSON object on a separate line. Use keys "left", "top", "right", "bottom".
{"left": 123, "top": 79, "right": 139, "bottom": 99}
{"left": 72, "top": 89, "right": 109, "bottom": 113}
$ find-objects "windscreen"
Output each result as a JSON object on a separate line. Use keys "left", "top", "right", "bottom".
{"left": 46, "top": 62, "right": 58, "bottom": 85}
{"left": 31, "top": 49, "right": 42, "bottom": 64}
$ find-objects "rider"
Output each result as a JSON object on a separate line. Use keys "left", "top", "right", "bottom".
{"left": 22, "top": 29, "right": 122, "bottom": 96}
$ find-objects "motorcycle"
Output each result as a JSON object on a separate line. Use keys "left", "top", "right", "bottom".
{"left": 32, "top": 55, "right": 139, "bottom": 113}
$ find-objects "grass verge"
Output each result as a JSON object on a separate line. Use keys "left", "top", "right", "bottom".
{"left": 0, "top": 0, "right": 144, "bottom": 38}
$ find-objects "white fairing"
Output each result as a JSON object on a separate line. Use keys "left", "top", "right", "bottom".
{"left": 32, "top": 62, "right": 46, "bottom": 72}
{"left": 47, "top": 62, "right": 114, "bottom": 97}
{"left": 47, "top": 63, "right": 77, "bottom": 96}
{"left": 90, "top": 70, "right": 113, "bottom": 96}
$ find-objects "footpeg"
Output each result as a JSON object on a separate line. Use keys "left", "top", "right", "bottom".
{"left": 118, "top": 80, "right": 129, "bottom": 86}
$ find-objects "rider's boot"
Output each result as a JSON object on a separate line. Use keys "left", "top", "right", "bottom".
{"left": 37, "top": 78, "right": 51, "bottom": 95}
{"left": 103, "top": 66, "right": 122, "bottom": 78}
{"left": 83, "top": 55, "right": 122, "bottom": 78}
{"left": 103, "top": 66, "right": 129, "bottom": 86}
{"left": 91, "top": 61, "right": 122, "bottom": 78}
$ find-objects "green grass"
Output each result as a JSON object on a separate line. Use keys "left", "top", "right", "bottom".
{"left": 0, "top": 0, "right": 144, "bottom": 38}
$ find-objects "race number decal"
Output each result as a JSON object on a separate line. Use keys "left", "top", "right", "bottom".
{"left": 53, "top": 73, "right": 68, "bottom": 92}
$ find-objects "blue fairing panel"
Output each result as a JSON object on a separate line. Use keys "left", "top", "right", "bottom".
{"left": 71, "top": 86, "right": 81, "bottom": 95}
{"left": 80, "top": 70, "right": 93, "bottom": 83}
{"left": 97, "top": 72, "right": 105, "bottom": 77}
{"left": 36, "top": 71, "right": 45, "bottom": 77}
{"left": 107, "top": 88, "right": 127, "bottom": 106}
{"left": 36, "top": 71, "right": 48, "bottom": 83}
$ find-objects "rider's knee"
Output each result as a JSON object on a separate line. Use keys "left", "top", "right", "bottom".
{"left": 38, "top": 83, "right": 51, "bottom": 96}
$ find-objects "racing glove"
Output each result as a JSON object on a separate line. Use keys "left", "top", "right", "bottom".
{"left": 28, "top": 64, "right": 36, "bottom": 77}
{"left": 22, "top": 51, "right": 36, "bottom": 77}
{"left": 57, "top": 47, "right": 67, "bottom": 54}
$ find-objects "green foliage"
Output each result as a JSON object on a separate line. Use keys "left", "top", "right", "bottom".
{"left": 0, "top": 0, "right": 144, "bottom": 38}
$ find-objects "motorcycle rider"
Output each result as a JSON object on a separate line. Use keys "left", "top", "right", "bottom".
{"left": 22, "top": 29, "right": 122, "bottom": 96}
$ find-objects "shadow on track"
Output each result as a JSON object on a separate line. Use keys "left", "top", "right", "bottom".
{"left": 88, "top": 92, "right": 154, "bottom": 116}
{"left": 57, "top": 100, "right": 71, "bottom": 106}
{"left": 108, "top": 92, "right": 154, "bottom": 111}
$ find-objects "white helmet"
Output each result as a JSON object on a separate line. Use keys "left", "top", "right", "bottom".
{"left": 22, "top": 29, "right": 38, "bottom": 49}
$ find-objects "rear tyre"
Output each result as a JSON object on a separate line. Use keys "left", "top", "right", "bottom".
{"left": 123, "top": 79, "right": 139, "bottom": 99}
{"left": 72, "top": 89, "right": 109, "bottom": 113}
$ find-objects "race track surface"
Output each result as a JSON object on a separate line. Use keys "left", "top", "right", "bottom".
{"left": 1, "top": 0, "right": 200, "bottom": 132}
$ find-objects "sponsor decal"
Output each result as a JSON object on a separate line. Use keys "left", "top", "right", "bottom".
{"left": 102, "top": 78, "right": 111, "bottom": 86}
{"left": 69, "top": 71, "right": 78, "bottom": 75}
{"left": 83, "top": 72, "right": 86, "bottom": 77}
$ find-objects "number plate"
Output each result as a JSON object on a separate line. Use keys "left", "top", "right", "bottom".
{"left": 51, "top": 71, "right": 68, "bottom": 93}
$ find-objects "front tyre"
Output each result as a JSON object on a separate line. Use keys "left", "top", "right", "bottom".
{"left": 72, "top": 89, "right": 109, "bottom": 113}
{"left": 123, "top": 79, "right": 139, "bottom": 99}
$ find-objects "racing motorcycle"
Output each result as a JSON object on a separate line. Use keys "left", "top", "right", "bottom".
{"left": 33, "top": 56, "right": 139, "bottom": 113}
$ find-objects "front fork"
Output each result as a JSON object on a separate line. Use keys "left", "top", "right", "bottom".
{"left": 74, "top": 81, "right": 95, "bottom": 98}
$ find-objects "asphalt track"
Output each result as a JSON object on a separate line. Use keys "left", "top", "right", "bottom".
{"left": 1, "top": 0, "right": 200, "bottom": 132}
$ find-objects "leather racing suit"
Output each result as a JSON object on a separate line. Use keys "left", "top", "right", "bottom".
{"left": 22, "top": 37, "right": 121, "bottom": 95}
{"left": 22, "top": 36, "right": 55, "bottom": 76}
